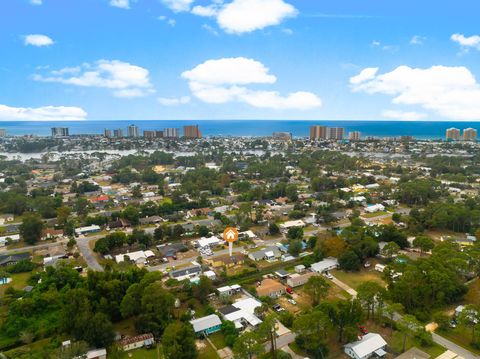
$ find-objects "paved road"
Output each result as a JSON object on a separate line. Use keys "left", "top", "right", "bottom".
{"left": 147, "top": 229, "right": 320, "bottom": 272}
{"left": 432, "top": 333, "right": 480, "bottom": 359}
{"left": 0, "top": 239, "right": 67, "bottom": 255}
{"left": 76, "top": 236, "right": 104, "bottom": 272}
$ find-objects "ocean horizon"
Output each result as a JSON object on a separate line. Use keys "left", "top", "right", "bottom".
{"left": 0, "top": 120, "right": 478, "bottom": 139}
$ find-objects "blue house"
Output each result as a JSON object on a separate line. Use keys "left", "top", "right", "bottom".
{"left": 190, "top": 314, "right": 222, "bottom": 336}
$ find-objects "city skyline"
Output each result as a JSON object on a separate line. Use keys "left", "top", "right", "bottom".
{"left": 1, "top": 1, "right": 480, "bottom": 122}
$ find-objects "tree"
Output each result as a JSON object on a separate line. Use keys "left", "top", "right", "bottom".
{"left": 269, "top": 223, "right": 280, "bottom": 235}
{"left": 288, "top": 240, "right": 303, "bottom": 257}
{"left": 136, "top": 281, "right": 175, "bottom": 337}
{"left": 321, "top": 299, "right": 363, "bottom": 343}
{"left": 258, "top": 314, "right": 279, "bottom": 359}
{"left": 222, "top": 320, "right": 239, "bottom": 347}
{"left": 338, "top": 250, "right": 361, "bottom": 271}
{"left": 304, "top": 276, "right": 330, "bottom": 306}
{"left": 20, "top": 213, "right": 44, "bottom": 245}
{"left": 233, "top": 331, "right": 264, "bottom": 359}
{"left": 398, "top": 314, "right": 421, "bottom": 352}
{"left": 357, "top": 281, "right": 385, "bottom": 320}
{"left": 381, "top": 241, "right": 400, "bottom": 260}
{"left": 293, "top": 310, "right": 330, "bottom": 358}
{"left": 154, "top": 226, "right": 165, "bottom": 242}
{"left": 413, "top": 236, "right": 434, "bottom": 255}
{"left": 193, "top": 276, "right": 214, "bottom": 302}
{"left": 162, "top": 322, "right": 197, "bottom": 359}
{"left": 84, "top": 312, "right": 115, "bottom": 348}
{"left": 383, "top": 303, "right": 404, "bottom": 336}
{"left": 458, "top": 304, "right": 480, "bottom": 344}
{"left": 287, "top": 227, "right": 303, "bottom": 240}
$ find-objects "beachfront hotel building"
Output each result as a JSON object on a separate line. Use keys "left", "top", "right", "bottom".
{"left": 446, "top": 128, "right": 460, "bottom": 141}
{"left": 463, "top": 128, "right": 477, "bottom": 141}
{"left": 183, "top": 125, "right": 202, "bottom": 138}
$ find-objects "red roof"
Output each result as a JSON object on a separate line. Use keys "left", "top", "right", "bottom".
{"left": 90, "top": 195, "right": 109, "bottom": 203}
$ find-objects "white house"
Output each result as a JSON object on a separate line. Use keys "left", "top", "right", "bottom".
{"left": 311, "top": 257, "right": 339, "bottom": 273}
{"left": 115, "top": 250, "right": 155, "bottom": 264}
{"left": 0, "top": 234, "right": 20, "bottom": 247}
{"left": 364, "top": 204, "right": 385, "bottom": 214}
{"left": 344, "top": 333, "right": 387, "bottom": 359}
{"left": 279, "top": 220, "right": 305, "bottom": 232}
{"left": 196, "top": 236, "right": 223, "bottom": 249}
{"left": 75, "top": 225, "right": 101, "bottom": 236}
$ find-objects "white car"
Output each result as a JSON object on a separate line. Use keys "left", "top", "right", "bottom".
{"left": 324, "top": 272, "right": 334, "bottom": 280}
{"left": 288, "top": 299, "right": 297, "bottom": 305}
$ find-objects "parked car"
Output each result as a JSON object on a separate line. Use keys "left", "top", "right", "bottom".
{"left": 288, "top": 299, "right": 297, "bottom": 305}
{"left": 272, "top": 304, "right": 284, "bottom": 312}
{"left": 324, "top": 272, "right": 333, "bottom": 280}
{"left": 364, "top": 261, "right": 371, "bottom": 268}
{"left": 358, "top": 326, "right": 369, "bottom": 335}
{"left": 286, "top": 287, "right": 293, "bottom": 294}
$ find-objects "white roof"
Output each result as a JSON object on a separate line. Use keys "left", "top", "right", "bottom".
{"left": 218, "top": 286, "right": 232, "bottom": 293}
{"left": 197, "top": 236, "right": 222, "bottom": 248}
{"left": 280, "top": 220, "right": 305, "bottom": 229}
{"left": 311, "top": 257, "right": 338, "bottom": 272}
{"left": 233, "top": 298, "right": 262, "bottom": 314}
{"left": 75, "top": 225, "right": 100, "bottom": 234}
{"left": 115, "top": 250, "right": 153, "bottom": 263}
{"left": 0, "top": 234, "right": 20, "bottom": 242}
{"left": 240, "top": 230, "right": 256, "bottom": 238}
{"left": 345, "top": 333, "right": 387, "bottom": 358}
{"left": 190, "top": 314, "right": 221, "bottom": 333}
{"left": 86, "top": 349, "right": 107, "bottom": 359}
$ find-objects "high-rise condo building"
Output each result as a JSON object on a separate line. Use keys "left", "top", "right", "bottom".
{"left": 446, "top": 128, "right": 460, "bottom": 141}
{"left": 114, "top": 129, "right": 124, "bottom": 138}
{"left": 155, "top": 131, "right": 164, "bottom": 138}
{"left": 127, "top": 124, "right": 139, "bottom": 138}
{"left": 104, "top": 129, "right": 112, "bottom": 138}
{"left": 349, "top": 131, "right": 361, "bottom": 140}
{"left": 310, "top": 125, "right": 327, "bottom": 140}
{"left": 463, "top": 128, "right": 477, "bottom": 141}
{"left": 183, "top": 125, "right": 202, "bottom": 138}
{"left": 0, "top": 129, "right": 6, "bottom": 137}
{"left": 143, "top": 130, "right": 156, "bottom": 138}
{"left": 164, "top": 128, "right": 179, "bottom": 138}
{"left": 51, "top": 127, "right": 69, "bottom": 137}
{"left": 327, "top": 127, "right": 344, "bottom": 140}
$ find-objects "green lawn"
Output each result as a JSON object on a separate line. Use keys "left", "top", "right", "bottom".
{"left": 362, "top": 211, "right": 389, "bottom": 218}
{"left": 438, "top": 327, "right": 480, "bottom": 355}
{"left": 0, "top": 271, "right": 33, "bottom": 297}
{"left": 199, "top": 340, "right": 220, "bottom": 359}
{"left": 209, "top": 332, "right": 227, "bottom": 349}
{"left": 390, "top": 331, "right": 445, "bottom": 357}
{"left": 331, "top": 269, "right": 386, "bottom": 290}
{"left": 464, "top": 278, "right": 480, "bottom": 306}
{"left": 128, "top": 344, "right": 163, "bottom": 359}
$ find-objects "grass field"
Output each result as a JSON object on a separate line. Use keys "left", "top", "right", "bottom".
{"left": 464, "top": 278, "right": 480, "bottom": 306}
{"left": 0, "top": 271, "right": 33, "bottom": 297}
{"left": 332, "top": 269, "right": 386, "bottom": 290}
{"left": 198, "top": 340, "right": 220, "bottom": 359}
{"left": 128, "top": 345, "right": 163, "bottom": 359}
{"left": 209, "top": 332, "right": 227, "bottom": 349}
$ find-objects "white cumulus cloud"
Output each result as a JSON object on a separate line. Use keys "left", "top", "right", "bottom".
{"left": 451, "top": 33, "right": 480, "bottom": 51}
{"left": 350, "top": 65, "right": 480, "bottom": 120}
{"left": 161, "top": 0, "right": 195, "bottom": 12}
{"left": 181, "top": 57, "right": 321, "bottom": 110}
{"left": 33, "top": 60, "right": 154, "bottom": 98}
{"left": 30, "top": 0, "right": 42, "bottom": 5}
{"left": 410, "top": 35, "right": 426, "bottom": 45}
{"left": 381, "top": 110, "right": 427, "bottom": 121}
{"left": 158, "top": 96, "right": 191, "bottom": 106}
{"left": 109, "top": 0, "right": 130, "bottom": 9}
{"left": 0, "top": 104, "right": 87, "bottom": 121}
{"left": 24, "top": 34, "right": 54, "bottom": 47}
{"left": 217, "top": 0, "right": 297, "bottom": 34}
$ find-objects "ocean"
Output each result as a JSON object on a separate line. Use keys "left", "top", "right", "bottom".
{"left": 0, "top": 120, "right": 477, "bottom": 139}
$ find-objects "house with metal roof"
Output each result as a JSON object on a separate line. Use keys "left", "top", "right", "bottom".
{"left": 311, "top": 257, "right": 339, "bottom": 273}
{"left": 190, "top": 314, "right": 222, "bottom": 336}
{"left": 344, "top": 333, "right": 387, "bottom": 359}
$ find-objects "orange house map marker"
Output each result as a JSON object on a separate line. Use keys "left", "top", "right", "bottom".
{"left": 223, "top": 227, "right": 238, "bottom": 257}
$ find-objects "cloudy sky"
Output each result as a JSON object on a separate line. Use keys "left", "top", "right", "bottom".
{"left": 1, "top": 0, "right": 480, "bottom": 121}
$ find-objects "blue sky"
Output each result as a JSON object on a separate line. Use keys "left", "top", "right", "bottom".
{"left": 1, "top": 0, "right": 480, "bottom": 121}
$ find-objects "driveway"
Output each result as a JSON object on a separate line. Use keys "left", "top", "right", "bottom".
{"left": 76, "top": 236, "right": 104, "bottom": 271}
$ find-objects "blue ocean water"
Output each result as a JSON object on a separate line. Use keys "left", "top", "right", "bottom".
{"left": 0, "top": 120, "right": 477, "bottom": 139}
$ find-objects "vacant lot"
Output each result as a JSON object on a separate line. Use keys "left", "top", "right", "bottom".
{"left": 332, "top": 268, "right": 386, "bottom": 290}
